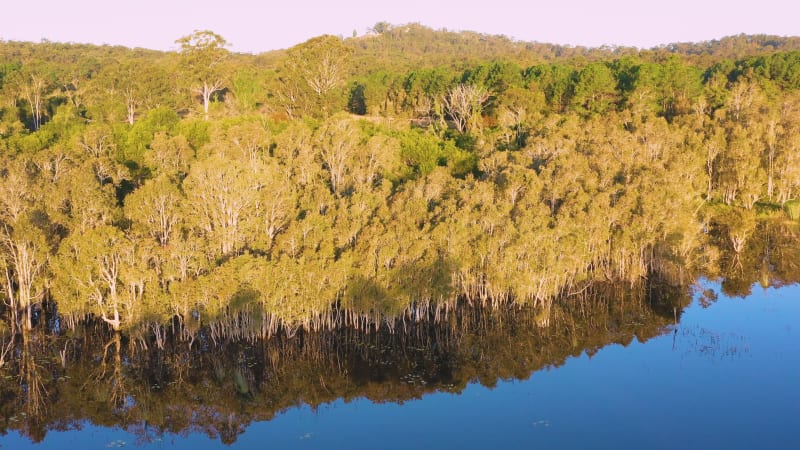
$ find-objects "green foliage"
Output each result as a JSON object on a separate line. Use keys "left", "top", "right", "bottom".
{"left": 571, "top": 62, "right": 618, "bottom": 115}
{"left": 784, "top": 199, "right": 800, "bottom": 220}
{"left": 124, "top": 107, "right": 181, "bottom": 163}
{"left": 230, "top": 69, "right": 262, "bottom": 112}
{"left": 347, "top": 82, "right": 367, "bottom": 115}
{"left": 349, "top": 71, "right": 406, "bottom": 116}
{"left": 448, "top": 147, "right": 478, "bottom": 178}
{"left": 524, "top": 64, "right": 575, "bottom": 112}
{"left": 278, "top": 35, "right": 353, "bottom": 118}
{"left": 0, "top": 61, "right": 22, "bottom": 90}
{"left": 174, "top": 119, "right": 210, "bottom": 150}
{"left": 403, "top": 67, "right": 457, "bottom": 113}
{"left": 175, "top": 30, "right": 230, "bottom": 118}
{"left": 396, "top": 130, "right": 450, "bottom": 176}
{"left": 730, "top": 51, "right": 800, "bottom": 90}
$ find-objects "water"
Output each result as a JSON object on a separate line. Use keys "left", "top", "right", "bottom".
{"left": 2, "top": 282, "right": 799, "bottom": 449}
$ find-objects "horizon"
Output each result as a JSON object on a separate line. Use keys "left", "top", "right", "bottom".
{"left": 0, "top": 0, "right": 798, "bottom": 54}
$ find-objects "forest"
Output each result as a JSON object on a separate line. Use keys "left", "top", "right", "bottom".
{"left": 0, "top": 24, "right": 799, "bottom": 344}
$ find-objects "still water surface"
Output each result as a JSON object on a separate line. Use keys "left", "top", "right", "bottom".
{"left": 4, "top": 281, "right": 799, "bottom": 449}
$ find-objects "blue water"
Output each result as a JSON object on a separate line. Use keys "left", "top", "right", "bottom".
{"left": 4, "top": 283, "right": 799, "bottom": 449}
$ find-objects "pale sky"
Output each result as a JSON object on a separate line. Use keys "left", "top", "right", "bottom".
{"left": 0, "top": 0, "right": 797, "bottom": 53}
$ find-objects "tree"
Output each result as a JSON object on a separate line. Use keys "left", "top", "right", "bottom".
{"left": 176, "top": 30, "right": 229, "bottom": 119}
{"left": 442, "top": 83, "right": 489, "bottom": 134}
{"left": 369, "top": 21, "right": 392, "bottom": 34}
{"left": 230, "top": 69, "right": 262, "bottom": 113}
{"left": 88, "top": 58, "right": 175, "bottom": 124}
{"left": 143, "top": 132, "right": 193, "bottom": 180}
{"left": 524, "top": 64, "right": 575, "bottom": 113}
{"left": 10, "top": 70, "right": 50, "bottom": 131}
{"left": 773, "top": 98, "right": 800, "bottom": 203}
{"left": 0, "top": 220, "right": 48, "bottom": 332}
{"left": 703, "top": 129, "right": 726, "bottom": 200}
{"left": 571, "top": 62, "right": 618, "bottom": 115}
{"left": 52, "top": 226, "right": 140, "bottom": 331}
{"left": 124, "top": 175, "right": 183, "bottom": 247}
{"left": 254, "top": 160, "right": 294, "bottom": 252}
{"left": 292, "top": 36, "right": 351, "bottom": 98}
{"left": 315, "top": 117, "right": 359, "bottom": 196}
{"left": 183, "top": 154, "right": 261, "bottom": 256}
{"left": 658, "top": 56, "right": 704, "bottom": 119}
{"left": 62, "top": 164, "right": 121, "bottom": 234}
{"left": 494, "top": 85, "right": 543, "bottom": 149}
{"left": 96, "top": 61, "right": 147, "bottom": 124}
{"left": 278, "top": 35, "right": 352, "bottom": 117}
{"left": 403, "top": 68, "right": 455, "bottom": 121}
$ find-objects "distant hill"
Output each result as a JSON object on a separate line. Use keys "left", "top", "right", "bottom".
{"left": 337, "top": 23, "right": 800, "bottom": 72}
{"left": 344, "top": 23, "right": 629, "bottom": 72}
{"left": 653, "top": 33, "right": 800, "bottom": 59}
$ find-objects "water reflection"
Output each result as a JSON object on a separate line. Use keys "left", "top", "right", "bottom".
{"left": 0, "top": 220, "right": 798, "bottom": 446}
{"left": 0, "top": 283, "right": 684, "bottom": 444}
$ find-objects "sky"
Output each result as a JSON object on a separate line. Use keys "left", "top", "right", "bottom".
{"left": 0, "top": 0, "right": 797, "bottom": 53}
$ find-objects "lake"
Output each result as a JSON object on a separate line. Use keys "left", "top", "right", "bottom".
{"left": 2, "top": 277, "right": 798, "bottom": 450}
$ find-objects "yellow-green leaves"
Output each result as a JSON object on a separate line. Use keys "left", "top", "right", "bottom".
{"left": 277, "top": 35, "right": 353, "bottom": 118}
{"left": 183, "top": 154, "right": 261, "bottom": 257}
{"left": 124, "top": 175, "right": 183, "bottom": 247}
{"left": 53, "top": 226, "right": 135, "bottom": 330}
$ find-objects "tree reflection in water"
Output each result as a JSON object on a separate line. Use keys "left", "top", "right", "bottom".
{"left": 0, "top": 220, "right": 798, "bottom": 445}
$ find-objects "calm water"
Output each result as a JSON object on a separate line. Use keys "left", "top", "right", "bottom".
{"left": 2, "top": 281, "right": 799, "bottom": 450}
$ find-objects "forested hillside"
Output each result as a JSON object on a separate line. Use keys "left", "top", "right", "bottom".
{"left": 1, "top": 25, "right": 799, "bottom": 340}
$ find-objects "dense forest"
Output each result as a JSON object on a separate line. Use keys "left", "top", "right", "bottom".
{"left": 0, "top": 24, "right": 799, "bottom": 343}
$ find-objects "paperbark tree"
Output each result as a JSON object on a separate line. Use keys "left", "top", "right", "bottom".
{"left": 0, "top": 221, "right": 48, "bottom": 332}
{"left": 52, "top": 226, "right": 136, "bottom": 331}
{"left": 144, "top": 132, "right": 193, "bottom": 180}
{"left": 124, "top": 175, "right": 183, "bottom": 247}
{"left": 183, "top": 155, "right": 262, "bottom": 256}
{"left": 315, "top": 118, "right": 359, "bottom": 196}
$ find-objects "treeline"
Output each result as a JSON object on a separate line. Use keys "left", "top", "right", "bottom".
{"left": 0, "top": 27, "right": 799, "bottom": 337}
{"left": 350, "top": 24, "right": 800, "bottom": 71}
